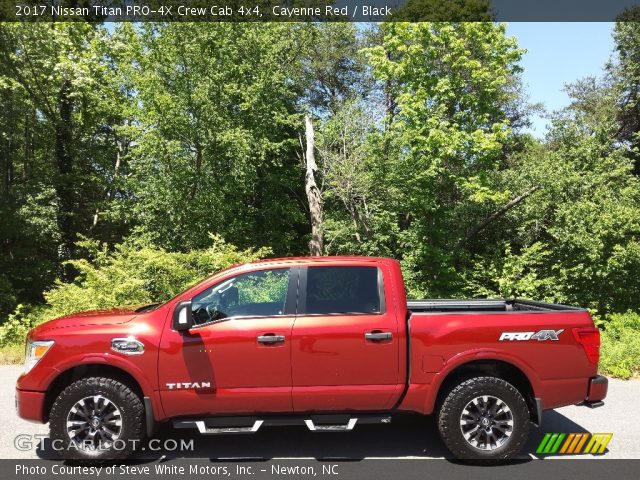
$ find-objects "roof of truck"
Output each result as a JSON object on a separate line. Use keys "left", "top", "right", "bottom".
{"left": 249, "top": 255, "right": 395, "bottom": 264}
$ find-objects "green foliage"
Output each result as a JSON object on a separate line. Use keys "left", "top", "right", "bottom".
{"left": 0, "top": 23, "right": 310, "bottom": 319}
{"left": 318, "top": 100, "right": 398, "bottom": 256}
{"left": 302, "top": 23, "right": 368, "bottom": 115}
{"left": 0, "top": 22, "right": 140, "bottom": 306}
{"left": 599, "top": 311, "right": 640, "bottom": 379}
{"left": 392, "top": 0, "right": 493, "bottom": 21}
{"left": 0, "top": 237, "right": 269, "bottom": 347}
{"left": 464, "top": 242, "right": 557, "bottom": 301}
{"left": 0, "top": 275, "right": 16, "bottom": 316}
{"left": 0, "top": 304, "right": 43, "bottom": 347}
{"left": 50, "top": 236, "right": 269, "bottom": 316}
{"left": 464, "top": 118, "right": 640, "bottom": 313}
{"left": 363, "top": 22, "right": 525, "bottom": 296}
{"left": 1, "top": 21, "right": 640, "bottom": 377}
{"left": 232, "top": 270, "right": 289, "bottom": 305}
{"left": 123, "top": 23, "right": 308, "bottom": 253}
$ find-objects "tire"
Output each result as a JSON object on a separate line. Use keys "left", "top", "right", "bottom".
{"left": 437, "top": 376, "right": 530, "bottom": 461}
{"left": 49, "top": 377, "right": 144, "bottom": 460}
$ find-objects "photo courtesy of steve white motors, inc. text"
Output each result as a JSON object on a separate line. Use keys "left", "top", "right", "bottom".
{"left": 15, "top": 464, "right": 336, "bottom": 477}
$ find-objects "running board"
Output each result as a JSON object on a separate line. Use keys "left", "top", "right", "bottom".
{"left": 173, "top": 414, "right": 390, "bottom": 435}
{"left": 304, "top": 418, "right": 357, "bottom": 431}
{"left": 195, "top": 419, "right": 263, "bottom": 434}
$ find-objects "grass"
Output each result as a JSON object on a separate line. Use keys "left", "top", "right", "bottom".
{"left": 0, "top": 344, "right": 24, "bottom": 365}
{"left": 599, "top": 330, "right": 640, "bottom": 379}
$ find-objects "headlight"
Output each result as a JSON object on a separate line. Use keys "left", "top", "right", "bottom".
{"left": 24, "top": 340, "right": 54, "bottom": 374}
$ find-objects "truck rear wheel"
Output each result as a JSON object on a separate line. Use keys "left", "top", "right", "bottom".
{"left": 437, "top": 376, "right": 530, "bottom": 461}
{"left": 49, "top": 377, "right": 143, "bottom": 460}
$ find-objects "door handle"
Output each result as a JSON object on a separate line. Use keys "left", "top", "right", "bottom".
{"left": 257, "top": 334, "right": 285, "bottom": 344}
{"left": 365, "top": 331, "right": 392, "bottom": 342}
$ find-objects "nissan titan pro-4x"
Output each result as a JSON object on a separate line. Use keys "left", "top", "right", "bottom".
{"left": 16, "top": 257, "right": 607, "bottom": 460}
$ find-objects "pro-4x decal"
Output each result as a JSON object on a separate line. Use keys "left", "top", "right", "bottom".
{"left": 499, "top": 329, "right": 564, "bottom": 341}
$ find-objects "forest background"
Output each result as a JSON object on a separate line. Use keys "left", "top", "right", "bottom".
{"left": 1, "top": 20, "right": 639, "bottom": 377}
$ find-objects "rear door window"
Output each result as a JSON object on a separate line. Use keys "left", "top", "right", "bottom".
{"left": 302, "top": 266, "right": 382, "bottom": 315}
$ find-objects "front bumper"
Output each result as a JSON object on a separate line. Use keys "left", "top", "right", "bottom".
{"left": 584, "top": 375, "right": 608, "bottom": 406}
{"left": 15, "top": 388, "right": 46, "bottom": 423}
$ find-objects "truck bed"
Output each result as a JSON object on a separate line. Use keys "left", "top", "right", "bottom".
{"left": 407, "top": 298, "right": 584, "bottom": 313}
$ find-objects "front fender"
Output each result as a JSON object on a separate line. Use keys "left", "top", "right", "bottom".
{"left": 18, "top": 352, "right": 165, "bottom": 422}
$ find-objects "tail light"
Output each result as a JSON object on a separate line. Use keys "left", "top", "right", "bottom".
{"left": 572, "top": 327, "right": 600, "bottom": 364}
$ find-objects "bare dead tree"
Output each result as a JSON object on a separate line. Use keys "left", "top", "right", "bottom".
{"left": 304, "top": 114, "right": 324, "bottom": 256}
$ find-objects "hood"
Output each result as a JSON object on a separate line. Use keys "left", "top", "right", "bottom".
{"left": 29, "top": 306, "right": 140, "bottom": 337}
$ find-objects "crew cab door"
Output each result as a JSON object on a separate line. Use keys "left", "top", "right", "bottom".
{"left": 291, "top": 264, "right": 400, "bottom": 412}
{"left": 158, "top": 267, "right": 297, "bottom": 418}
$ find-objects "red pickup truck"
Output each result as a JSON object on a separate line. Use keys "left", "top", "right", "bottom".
{"left": 16, "top": 256, "right": 607, "bottom": 460}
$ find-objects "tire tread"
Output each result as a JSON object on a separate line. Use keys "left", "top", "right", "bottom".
{"left": 49, "top": 376, "right": 143, "bottom": 460}
{"left": 437, "top": 376, "right": 530, "bottom": 460}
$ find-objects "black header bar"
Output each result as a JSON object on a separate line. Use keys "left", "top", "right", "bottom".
{"left": 3, "top": 0, "right": 640, "bottom": 22}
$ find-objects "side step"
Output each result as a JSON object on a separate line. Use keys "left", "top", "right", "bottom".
{"left": 304, "top": 418, "right": 357, "bottom": 432}
{"left": 195, "top": 420, "right": 263, "bottom": 434}
{"left": 173, "top": 414, "right": 390, "bottom": 435}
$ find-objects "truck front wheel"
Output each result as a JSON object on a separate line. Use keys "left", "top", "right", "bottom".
{"left": 437, "top": 376, "right": 530, "bottom": 460}
{"left": 49, "top": 377, "right": 144, "bottom": 460}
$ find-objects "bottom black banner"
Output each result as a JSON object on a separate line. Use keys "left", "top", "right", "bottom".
{"left": 2, "top": 459, "right": 639, "bottom": 480}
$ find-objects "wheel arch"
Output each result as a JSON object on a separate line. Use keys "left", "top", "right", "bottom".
{"left": 431, "top": 359, "right": 539, "bottom": 424}
{"left": 43, "top": 363, "right": 148, "bottom": 424}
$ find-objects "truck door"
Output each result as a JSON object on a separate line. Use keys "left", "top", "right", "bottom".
{"left": 158, "top": 267, "right": 297, "bottom": 418}
{"left": 291, "top": 264, "right": 400, "bottom": 412}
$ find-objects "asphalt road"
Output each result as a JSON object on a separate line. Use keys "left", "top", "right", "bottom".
{"left": 2, "top": 365, "right": 639, "bottom": 460}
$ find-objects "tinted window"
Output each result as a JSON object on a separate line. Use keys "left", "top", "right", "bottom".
{"left": 304, "top": 266, "right": 381, "bottom": 315}
{"left": 192, "top": 268, "right": 290, "bottom": 325}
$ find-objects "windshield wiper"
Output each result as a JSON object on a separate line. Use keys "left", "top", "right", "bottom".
{"left": 135, "top": 303, "right": 160, "bottom": 313}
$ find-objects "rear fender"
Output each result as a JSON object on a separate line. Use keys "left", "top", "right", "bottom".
{"left": 421, "top": 349, "right": 541, "bottom": 415}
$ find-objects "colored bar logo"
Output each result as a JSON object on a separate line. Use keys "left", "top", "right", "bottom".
{"left": 536, "top": 433, "right": 612, "bottom": 455}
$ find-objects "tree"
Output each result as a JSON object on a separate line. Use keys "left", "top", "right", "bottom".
{"left": 298, "top": 23, "right": 371, "bottom": 254}
{"left": 465, "top": 87, "right": 640, "bottom": 314}
{"left": 123, "top": 23, "right": 308, "bottom": 254}
{"left": 304, "top": 115, "right": 323, "bottom": 255}
{"left": 365, "top": 22, "right": 525, "bottom": 296}
{"left": 317, "top": 99, "right": 394, "bottom": 254}
{"left": 610, "top": 17, "right": 640, "bottom": 174}
{"left": 302, "top": 23, "right": 368, "bottom": 116}
{"left": 0, "top": 23, "right": 130, "bottom": 312}
{"left": 0, "top": 23, "right": 132, "bottom": 267}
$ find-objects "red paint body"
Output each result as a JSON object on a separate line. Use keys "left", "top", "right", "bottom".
{"left": 15, "top": 257, "right": 607, "bottom": 424}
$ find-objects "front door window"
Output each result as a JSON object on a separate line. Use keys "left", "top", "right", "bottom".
{"left": 191, "top": 268, "right": 291, "bottom": 325}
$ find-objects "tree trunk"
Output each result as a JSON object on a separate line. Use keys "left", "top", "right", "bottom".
{"left": 304, "top": 114, "right": 323, "bottom": 256}
{"left": 383, "top": 50, "right": 397, "bottom": 164}
{"left": 93, "top": 136, "right": 127, "bottom": 230}
{"left": 190, "top": 141, "right": 203, "bottom": 199}
{"left": 55, "top": 80, "right": 75, "bottom": 280}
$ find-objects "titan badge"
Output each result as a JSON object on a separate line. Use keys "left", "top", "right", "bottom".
{"left": 165, "top": 382, "right": 211, "bottom": 390}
